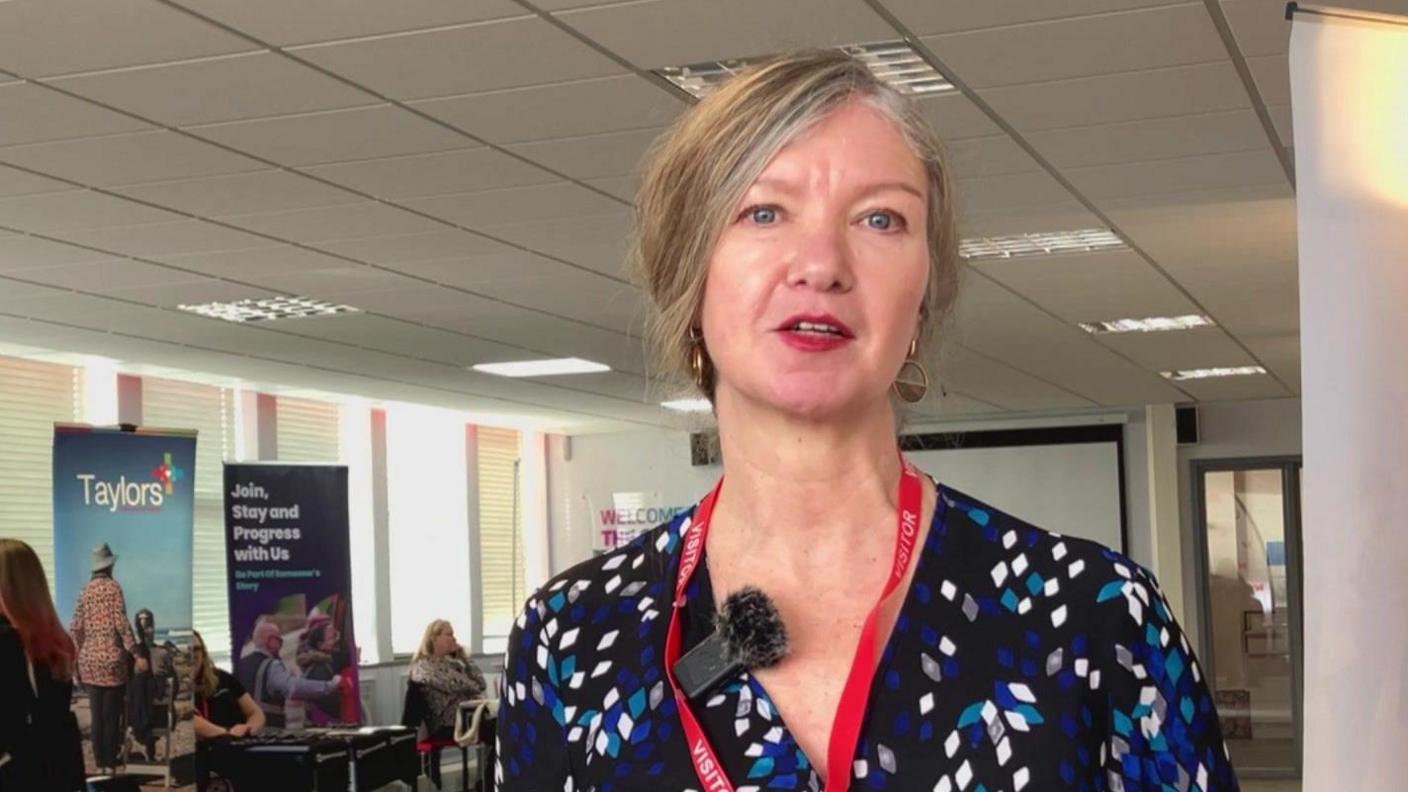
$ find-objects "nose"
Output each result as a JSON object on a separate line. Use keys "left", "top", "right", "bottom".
{"left": 784, "top": 219, "right": 854, "bottom": 294}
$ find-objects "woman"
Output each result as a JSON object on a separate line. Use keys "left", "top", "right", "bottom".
{"left": 0, "top": 539, "right": 84, "bottom": 791}
{"left": 409, "top": 620, "right": 491, "bottom": 787}
{"left": 191, "top": 630, "right": 263, "bottom": 739}
{"left": 295, "top": 620, "right": 343, "bottom": 724}
{"left": 70, "top": 542, "right": 142, "bottom": 774}
{"left": 496, "top": 51, "right": 1239, "bottom": 791}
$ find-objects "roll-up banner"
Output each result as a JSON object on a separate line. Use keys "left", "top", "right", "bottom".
{"left": 53, "top": 424, "right": 196, "bottom": 781}
{"left": 223, "top": 463, "right": 361, "bottom": 730}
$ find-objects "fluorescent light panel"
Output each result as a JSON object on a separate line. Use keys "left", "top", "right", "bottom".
{"left": 656, "top": 41, "right": 954, "bottom": 100}
{"left": 472, "top": 358, "right": 610, "bottom": 377}
{"left": 1161, "top": 366, "right": 1267, "bottom": 381}
{"left": 960, "top": 228, "right": 1127, "bottom": 260}
{"left": 1079, "top": 315, "right": 1215, "bottom": 335}
{"left": 661, "top": 398, "right": 714, "bottom": 413}
{"left": 178, "top": 296, "right": 359, "bottom": 323}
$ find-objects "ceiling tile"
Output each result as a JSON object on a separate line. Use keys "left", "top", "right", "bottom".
{"left": 111, "top": 170, "right": 362, "bottom": 217}
{"left": 584, "top": 174, "right": 639, "bottom": 202}
{"left": 6, "top": 259, "right": 204, "bottom": 290}
{"left": 1219, "top": 0, "right": 1289, "bottom": 57}
{"left": 1063, "top": 148, "right": 1287, "bottom": 200}
{"left": 973, "top": 249, "right": 1199, "bottom": 323}
{"left": 0, "top": 190, "right": 180, "bottom": 233}
{"left": 980, "top": 62, "right": 1250, "bottom": 131}
{"left": 46, "top": 52, "right": 377, "bottom": 127}
{"left": 1246, "top": 53, "right": 1290, "bottom": 105}
{"left": 1242, "top": 332, "right": 1299, "bottom": 392}
{"left": 945, "top": 135, "right": 1043, "bottom": 179}
{"left": 884, "top": 0, "right": 1185, "bottom": 35}
{"left": 506, "top": 127, "right": 665, "bottom": 180}
{"left": 223, "top": 202, "right": 446, "bottom": 244}
{"left": 1101, "top": 183, "right": 1296, "bottom": 269}
{"left": 290, "top": 17, "right": 624, "bottom": 101}
{"left": 0, "top": 0, "right": 254, "bottom": 78}
{"left": 557, "top": 0, "right": 898, "bottom": 68}
{"left": 1267, "top": 103, "right": 1292, "bottom": 147}
{"left": 0, "top": 233, "right": 121, "bottom": 270}
{"left": 302, "top": 147, "right": 559, "bottom": 200}
{"left": 916, "top": 93, "right": 1005, "bottom": 140}
{"left": 942, "top": 350, "right": 1097, "bottom": 411}
{"left": 403, "top": 182, "right": 626, "bottom": 227}
{"left": 173, "top": 0, "right": 526, "bottom": 47}
{"left": 107, "top": 278, "right": 275, "bottom": 307}
{"left": 1097, "top": 326, "right": 1254, "bottom": 370}
{"left": 1176, "top": 259, "right": 1299, "bottom": 337}
{"left": 410, "top": 74, "right": 687, "bottom": 144}
{"left": 189, "top": 104, "right": 471, "bottom": 167}
{"left": 0, "top": 275, "right": 69, "bottom": 302}
{"left": 0, "top": 82, "right": 151, "bottom": 146}
{"left": 317, "top": 229, "right": 512, "bottom": 264}
{"left": 158, "top": 245, "right": 364, "bottom": 278}
{"left": 0, "top": 163, "right": 72, "bottom": 198}
{"left": 0, "top": 130, "right": 265, "bottom": 186}
{"left": 62, "top": 220, "right": 274, "bottom": 258}
{"left": 921, "top": 4, "right": 1227, "bottom": 89}
{"left": 955, "top": 171, "right": 1078, "bottom": 213}
{"left": 388, "top": 251, "right": 567, "bottom": 289}
{"left": 958, "top": 204, "right": 1104, "bottom": 237}
{"left": 1025, "top": 109, "right": 1270, "bottom": 168}
{"left": 481, "top": 212, "right": 632, "bottom": 278}
{"left": 247, "top": 264, "right": 427, "bottom": 298}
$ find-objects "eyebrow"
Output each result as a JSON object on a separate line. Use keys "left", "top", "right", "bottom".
{"left": 748, "top": 177, "right": 925, "bottom": 202}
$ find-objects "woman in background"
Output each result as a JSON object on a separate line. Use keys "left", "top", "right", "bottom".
{"left": 191, "top": 629, "right": 263, "bottom": 739}
{"left": 0, "top": 538, "right": 84, "bottom": 791}
{"left": 70, "top": 542, "right": 142, "bottom": 774}
{"left": 409, "top": 620, "right": 491, "bottom": 787}
{"left": 295, "top": 619, "right": 343, "bottom": 724}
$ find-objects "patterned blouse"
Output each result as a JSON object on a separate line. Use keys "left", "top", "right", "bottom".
{"left": 69, "top": 575, "right": 138, "bottom": 688}
{"left": 496, "top": 483, "right": 1239, "bottom": 791}
{"left": 410, "top": 654, "right": 488, "bottom": 734}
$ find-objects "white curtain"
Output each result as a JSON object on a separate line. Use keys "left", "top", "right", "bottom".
{"left": 1290, "top": 8, "right": 1408, "bottom": 788}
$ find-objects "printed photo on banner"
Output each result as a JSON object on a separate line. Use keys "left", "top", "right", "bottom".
{"left": 589, "top": 491, "right": 690, "bottom": 553}
{"left": 52, "top": 425, "right": 197, "bottom": 784}
{"left": 223, "top": 463, "right": 360, "bottom": 733}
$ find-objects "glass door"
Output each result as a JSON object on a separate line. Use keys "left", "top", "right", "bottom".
{"left": 1192, "top": 459, "right": 1303, "bottom": 779}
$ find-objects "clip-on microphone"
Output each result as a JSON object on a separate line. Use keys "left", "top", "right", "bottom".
{"left": 673, "top": 586, "right": 790, "bottom": 699}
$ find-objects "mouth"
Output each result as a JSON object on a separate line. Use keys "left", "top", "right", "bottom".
{"left": 776, "top": 314, "right": 855, "bottom": 339}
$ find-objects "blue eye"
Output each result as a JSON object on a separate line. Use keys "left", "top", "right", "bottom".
{"left": 866, "top": 211, "right": 898, "bottom": 230}
{"left": 746, "top": 206, "right": 778, "bottom": 225}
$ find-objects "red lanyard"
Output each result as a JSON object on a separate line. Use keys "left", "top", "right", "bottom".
{"left": 663, "top": 456, "right": 924, "bottom": 792}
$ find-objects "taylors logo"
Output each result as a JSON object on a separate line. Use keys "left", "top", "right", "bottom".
{"left": 76, "top": 453, "right": 184, "bottom": 513}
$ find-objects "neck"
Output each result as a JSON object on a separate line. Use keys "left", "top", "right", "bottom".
{"left": 710, "top": 389, "right": 903, "bottom": 551}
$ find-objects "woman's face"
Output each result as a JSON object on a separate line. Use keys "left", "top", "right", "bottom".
{"left": 433, "top": 625, "right": 457, "bottom": 656}
{"left": 319, "top": 627, "right": 339, "bottom": 652}
{"left": 700, "top": 99, "right": 931, "bottom": 420}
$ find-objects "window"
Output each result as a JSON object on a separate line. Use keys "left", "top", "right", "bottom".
{"left": 0, "top": 355, "right": 80, "bottom": 574}
{"left": 384, "top": 404, "right": 471, "bottom": 655}
{"left": 478, "top": 426, "right": 525, "bottom": 646}
{"left": 141, "top": 377, "right": 234, "bottom": 657}
{"left": 276, "top": 396, "right": 342, "bottom": 463}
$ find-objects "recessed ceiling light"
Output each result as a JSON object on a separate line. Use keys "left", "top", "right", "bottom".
{"left": 960, "top": 229, "right": 1127, "bottom": 260}
{"left": 661, "top": 398, "right": 714, "bottom": 413}
{"left": 655, "top": 41, "right": 954, "bottom": 100}
{"left": 178, "top": 296, "right": 359, "bottom": 323}
{"left": 472, "top": 358, "right": 610, "bottom": 378}
{"left": 1161, "top": 366, "right": 1267, "bottom": 381}
{"left": 1079, "top": 315, "right": 1215, "bottom": 335}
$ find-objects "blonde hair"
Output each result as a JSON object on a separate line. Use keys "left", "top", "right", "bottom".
{"left": 192, "top": 629, "right": 218, "bottom": 699}
{"left": 631, "top": 49, "right": 961, "bottom": 401}
{"left": 413, "top": 619, "right": 454, "bottom": 663}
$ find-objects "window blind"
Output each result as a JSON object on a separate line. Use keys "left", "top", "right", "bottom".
{"left": 140, "top": 377, "right": 233, "bottom": 657}
{"left": 275, "top": 396, "right": 341, "bottom": 463}
{"left": 477, "top": 426, "right": 524, "bottom": 640}
{"left": 0, "top": 355, "right": 79, "bottom": 576}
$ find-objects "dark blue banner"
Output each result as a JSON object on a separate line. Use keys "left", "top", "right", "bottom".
{"left": 223, "top": 463, "right": 360, "bottom": 728}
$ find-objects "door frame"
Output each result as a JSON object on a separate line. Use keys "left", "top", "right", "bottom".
{"left": 1190, "top": 456, "right": 1304, "bottom": 779}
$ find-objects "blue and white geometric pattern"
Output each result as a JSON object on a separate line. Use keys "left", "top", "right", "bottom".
{"left": 496, "top": 483, "right": 1240, "bottom": 791}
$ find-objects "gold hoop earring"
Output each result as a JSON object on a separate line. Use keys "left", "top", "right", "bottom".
{"left": 893, "top": 339, "right": 928, "bottom": 403}
{"left": 688, "top": 328, "right": 709, "bottom": 392}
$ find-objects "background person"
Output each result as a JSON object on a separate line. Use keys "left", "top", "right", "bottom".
{"left": 0, "top": 538, "right": 84, "bottom": 791}
{"left": 69, "top": 542, "right": 143, "bottom": 774}
{"left": 236, "top": 620, "right": 341, "bottom": 728}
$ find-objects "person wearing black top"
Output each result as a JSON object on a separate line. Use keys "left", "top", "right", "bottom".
{"left": 191, "top": 630, "right": 264, "bottom": 738}
{"left": 0, "top": 538, "right": 84, "bottom": 791}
